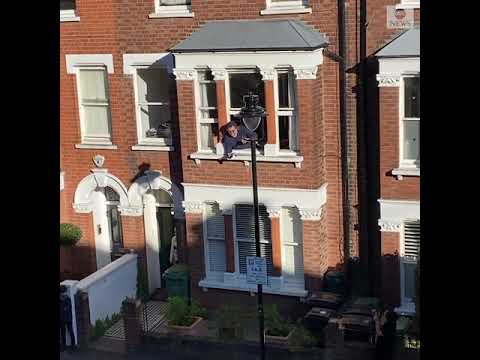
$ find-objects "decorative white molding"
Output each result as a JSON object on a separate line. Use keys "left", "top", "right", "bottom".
{"left": 392, "top": 167, "right": 420, "bottom": 179}
{"left": 266, "top": 206, "right": 282, "bottom": 218}
{"left": 75, "top": 144, "right": 117, "bottom": 150}
{"left": 173, "top": 68, "right": 196, "bottom": 81}
{"left": 259, "top": 68, "right": 276, "bottom": 81}
{"left": 211, "top": 68, "right": 228, "bottom": 81}
{"left": 93, "top": 155, "right": 105, "bottom": 168}
{"left": 376, "top": 74, "right": 401, "bottom": 87}
{"left": 173, "top": 49, "right": 324, "bottom": 76}
{"left": 217, "top": 202, "right": 233, "bottom": 216}
{"left": 118, "top": 206, "right": 143, "bottom": 217}
{"left": 66, "top": 54, "right": 114, "bottom": 74}
{"left": 60, "top": 10, "right": 80, "bottom": 22}
{"left": 123, "top": 53, "right": 174, "bottom": 75}
{"left": 378, "top": 58, "right": 420, "bottom": 77}
{"left": 183, "top": 183, "right": 327, "bottom": 216}
{"left": 293, "top": 67, "right": 318, "bottom": 80}
{"left": 378, "top": 220, "right": 403, "bottom": 232}
{"left": 131, "top": 145, "right": 174, "bottom": 151}
{"left": 299, "top": 207, "right": 322, "bottom": 221}
{"left": 60, "top": 171, "right": 65, "bottom": 191}
{"left": 149, "top": 3, "right": 194, "bottom": 18}
{"left": 182, "top": 201, "right": 204, "bottom": 214}
{"left": 260, "top": 7, "right": 312, "bottom": 15}
{"left": 72, "top": 203, "right": 92, "bottom": 213}
{"left": 378, "top": 199, "right": 420, "bottom": 232}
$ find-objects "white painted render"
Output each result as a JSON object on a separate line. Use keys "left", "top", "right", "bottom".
{"left": 378, "top": 57, "right": 420, "bottom": 78}
{"left": 378, "top": 199, "right": 420, "bottom": 232}
{"left": 76, "top": 254, "right": 138, "bottom": 325}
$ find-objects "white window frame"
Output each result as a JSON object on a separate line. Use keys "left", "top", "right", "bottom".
{"left": 261, "top": 0, "right": 312, "bottom": 15}
{"left": 399, "top": 74, "right": 420, "bottom": 169}
{"left": 74, "top": 66, "right": 113, "bottom": 146}
{"left": 275, "top": 68, "right": 298, "bottom": 154}
{"left": 195, "top": 69, "right": 218, "bottom": 154}
{"left": 280, "top": 207, "right": 304, "bottom": 290}
{"left": 399, "top": 220, "right": 419, "bottom": 314}
{"left": 203, "top": 203, "right": 226, "bottom": 282}
{"left": 396, "top": 0, "right": 420, "bottom": 10}
{"left": 60, "top": 1, "right": 80, "bottom": 22}
{"left": 149, "top": 0, "right": 194, "bottom": 18}
{"left": 132, "top": 65, "right": 173, "bottom": 147}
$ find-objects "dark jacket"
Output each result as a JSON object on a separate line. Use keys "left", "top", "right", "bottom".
{"left": 60, "top": 294, "right": 73, "bottom": 323}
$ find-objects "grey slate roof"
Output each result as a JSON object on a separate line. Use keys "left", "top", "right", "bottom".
{"left": 171, "top": 20, "right": 329, "bottom": 52}
{"left": 375, "top": 28, "right": 420, "bottom": 57}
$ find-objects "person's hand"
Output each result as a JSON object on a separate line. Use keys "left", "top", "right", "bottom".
{"left": 241, "top": 138, "right": 247, "bottom": 144}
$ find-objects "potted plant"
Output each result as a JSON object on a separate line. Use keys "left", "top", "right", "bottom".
{"left": 60, "top": 223, "right": 82, "bottom": 278}
{"left": 264, "top": 304, "right": 294, "bottom": 346}
{"left": 216, "top": 304, "right": 251, "bottom": 341}
{"left": 166, "top": 296, "right": 206, "bottom": 335}
{"left": 287, "top": 325, "right": 317, "bottom": 352}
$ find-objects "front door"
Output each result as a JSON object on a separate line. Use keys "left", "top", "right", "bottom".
{"left": 157, "top": 206, "right": 175, "bottom": 287}
{"left": 105, "top": 187, "right": 124, "bottom": 260}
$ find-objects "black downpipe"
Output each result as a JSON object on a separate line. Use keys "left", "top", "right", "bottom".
{"left": 337, "top": 0, "right": 351, "bottom": 282}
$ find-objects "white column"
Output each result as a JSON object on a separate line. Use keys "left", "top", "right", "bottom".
{"left": 92, "top": 191, "right": 111, "bottom": 269}
{"left": 143, "top": 194, "right": 161, "bottom": 294}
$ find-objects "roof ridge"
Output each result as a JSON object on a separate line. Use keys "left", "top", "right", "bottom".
{"left": 287, "top": 20, "right": 314, "bottom": 47}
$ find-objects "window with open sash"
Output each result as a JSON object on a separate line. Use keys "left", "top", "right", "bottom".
{"left": 228, "top": 71, "right": 267, "bottom": 144}
{"left": 401, "top": 76, "right": 420, "bottom": 167}
{"left": 77, "top": 67, "right": 112, "bottom": 145}
{"left": 277, "top": 70, "right": 298, "bottom": 151}
{"left": 281, "top": 207, "right": 304, "bottom": 287}
{"left": 134, "top": 67, "right": 172, "bottom": 145}
{"left": 205, "top": 204, "right": 226, "bottom": 275}
{"left": 197, "top": 70, "right": 219, "bottom": 152}
{"left": 401, "top": 220, "right": 420, "bottom": 308}
{"left": 235, "top": 204, "right": 273, "bottom": 276}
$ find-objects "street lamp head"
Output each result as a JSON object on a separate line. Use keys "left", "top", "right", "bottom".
{"left": 237, "top": 92, "right": 266, "bottom": 132}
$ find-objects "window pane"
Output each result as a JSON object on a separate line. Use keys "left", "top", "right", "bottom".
{"left": 235, "top": 204, "right": 271, "bottom": 241}
{"left": 279, "top": 116, "right": 290, "bottom": 150}
{"left": 140, "top": 105, "right": 171, "bottom": 138}
{"left": 404, "top": 77, "right": 420, "bottom": 118}
{"left": 278, "top": 73, "right": 290, "bottom": 108}
{"left": 105, "top": 186, "right": 120, "bottom": 202}
{"left": 160, "top": 0, "right": 191, "bottom": 5}
{"left": 80, "top": 69, "right": 108, "bottom": 103}
{"left": 83, "top": 106, "right": 110, "bottom": 136}
{"left": 200, "top": 81, "right": 217, "bottom": 109}
{"left": 200, "top": 124, "right": 215, "bottom": 151}
{"left": 60, "top": 0, "right": 76, "bottom": 11}
{"left": 403, "top": 120, "right": 420, "bottom": 161}
{"left": 108, "top": 205, "right": 123, "bottom": 253}
{"left": 404, "top": 262, "right": 417, "bottom": 299}
{"left": 200, "top": 109, "right": 218, "bottom": 119}
{"left": 229, "top": 73, "right": 265, "bottom": 108}
{"left": 137, "top": 68, "right": 170, "bottom": 104}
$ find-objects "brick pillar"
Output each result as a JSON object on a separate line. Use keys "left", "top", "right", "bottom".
{"left": 380, "top": 232, "right": 401, "bottom": 307}
{"left": 183, "top": 203, "right": 205, "bottom": 289}
{"left": 266, "top": 207, "right": 282, "bottom": 277}
{"left": 260, "top": 68, "right": 277, "bottom": 156}
{"left": 74, "top": 291, "right": 91, "bottom": 350}
{"left": 122, "top": 298, "right": 143, "bottom": 353}
{"left": 300, "top": 207, "right": 326, "bottom": 291}
{"left": 223, "top": 210, "right": 235, "bottom": 273}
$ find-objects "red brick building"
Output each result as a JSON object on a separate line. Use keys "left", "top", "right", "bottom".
{"left": 60, "top": 0, "right": 420, "bottom": 313}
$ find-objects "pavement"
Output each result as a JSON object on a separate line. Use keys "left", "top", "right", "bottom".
{"left": 60, "top": 348, "right": 178, "bottom": 360}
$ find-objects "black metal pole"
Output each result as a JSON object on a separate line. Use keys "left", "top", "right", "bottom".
{"left": 250, "top": 134, "right": 265, "bottom": 360}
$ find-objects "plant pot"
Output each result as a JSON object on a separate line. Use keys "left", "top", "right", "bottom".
{"left": 167, "top": 316, "right": 203, "bottom": 336}
{"left": 265, "top": 328, "right": 294, "bottom": 346}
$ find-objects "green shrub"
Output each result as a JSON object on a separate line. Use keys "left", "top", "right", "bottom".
{"left": 264, "top": 304, "right": 292, "bottom": 337}
{"left": 288, "top": 325, "right": 317, "bottom": 350}
{"left": 89, "top": 312, "right": 122, "bottom": 341}
{"left": 216, "top": 304, "right": 252, "bottom": 340}
{"left": 60, "top": 223, "right": 82, "bottom": 246}
{"left": 190, "top": 299, "right": 208, "bottom": 319}
{"left": 166, "top": 296, "right": 195, "bottom": 326}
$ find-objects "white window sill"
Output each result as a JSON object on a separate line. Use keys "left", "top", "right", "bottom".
{"left": 131, "top": 144, "right": 174, "bottom": 151}
{"left": 396, "top": 3, "right": 420, "bottom": 10}
{"left": 260, "top": 6, "right": 312, "bottom": 15}
{"left": 392, "top": 167, "right": 420, "bottom": 180}
{"left": 75, "top": 143, "right": 118, "bottom": 150}
{"left": 60, "top": 171, "right": 65, "bottom": 191}
{"left": 198, "top": 279, "right": 307, "bottom": 298}
{"left": 189, "top": 151, "right": 304, "bottom": 167}
{"left": 60, "top": 10, "right": 80, "bottom": 22}
{"left": 149, "top": 10, "right": 194, "bottom": 18}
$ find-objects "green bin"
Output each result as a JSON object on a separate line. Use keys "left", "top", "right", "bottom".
{"left": 162, "top": 264, "right": 190, "bottom": 302}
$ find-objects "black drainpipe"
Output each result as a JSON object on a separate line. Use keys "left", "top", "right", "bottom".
{"left": 337, "top": 0, "right": 351, "bottom": 282}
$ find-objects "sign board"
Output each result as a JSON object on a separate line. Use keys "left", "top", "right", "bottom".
{"left": 386, "top": 5, "right": 414, "bottom": 29}
{"left": 246, "top": 256, "right": 267, "bottom": 285}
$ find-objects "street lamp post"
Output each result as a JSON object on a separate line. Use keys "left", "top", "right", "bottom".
{"left": 237, "top": 93, "right": 267, "bottom": 360}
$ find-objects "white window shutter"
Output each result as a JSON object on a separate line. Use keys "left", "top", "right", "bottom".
{"left": 205, "top": 204, "right": 226, "bottom": 273}
{"left": 281, "top": 208, "right": 304, "bottom": 284}
{"left": 404, "top": 220, "right": 420, "bottom": 259}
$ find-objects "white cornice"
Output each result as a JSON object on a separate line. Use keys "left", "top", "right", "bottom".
{"left": 66, "top": 54, "right": 114, "bottom": 74}
{"left": 183, "top": 200, "right": 204, "bottom": 214}
{"left": 376, "top": 74, "right": 401, "bottom": 87}
{"left": 211, "top": 68, "right": 228, "bottom": 81}
{"left": 173, "top": 68, "right": 197, "bottom": 81}
{"left": 294, "top": 66, "right": 318, "bottom": 80}
{"left": 378, "top": 199, "right": 420, "bottom": 232}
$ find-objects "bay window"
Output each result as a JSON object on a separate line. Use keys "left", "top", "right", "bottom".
{"left": 401, "top": 220, "right": 420, "bottom": 312}
{"left": 235, "top": 204, "right": 273, "bottom": 276}
{"left": 77, "top": 67, "right": 112, "bottom": 145}
{"left": 134, "top": 67, "right": 172, "bottom": 146}
{"left": 401, "top": 75, "right": 420, "bottom": 167}
{"left": 204, "top": 203, "right": 226, "bottom": 278}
